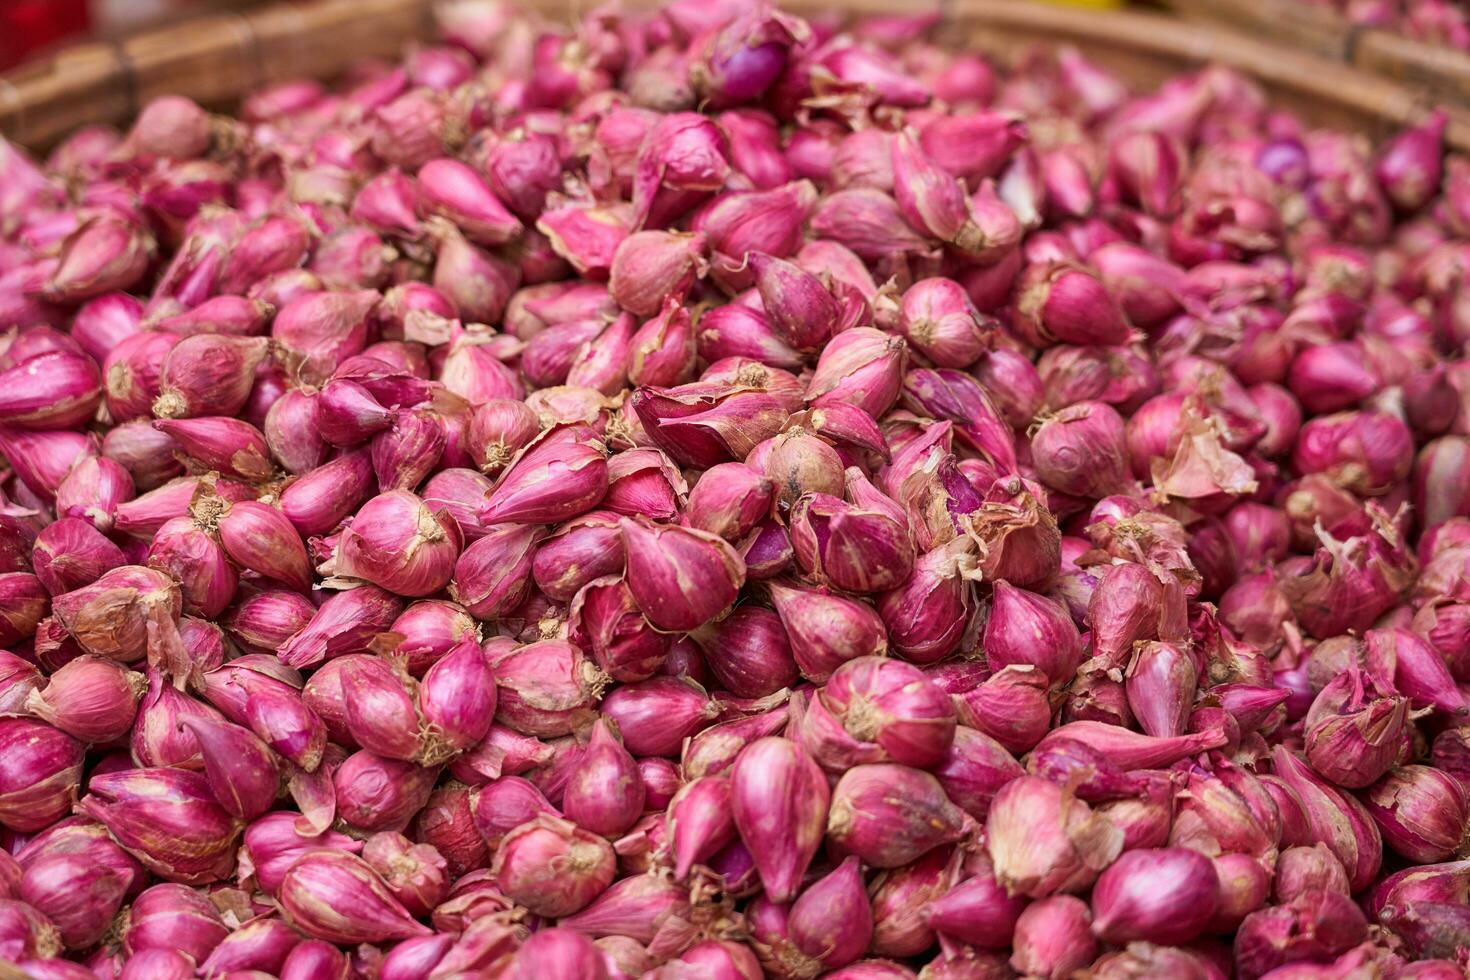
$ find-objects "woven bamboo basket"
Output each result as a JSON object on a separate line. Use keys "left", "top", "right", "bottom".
{"left": 0, "top": 0, "right": 1468, "bottom": 152}
{"left": 1165, "top": 0, "right": 1470, "bottom": 112}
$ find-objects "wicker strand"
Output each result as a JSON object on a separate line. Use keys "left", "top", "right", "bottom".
{"left": 0, "top": 0, "right": 1467, "bottom": 151}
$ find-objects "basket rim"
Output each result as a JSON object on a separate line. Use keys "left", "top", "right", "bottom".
{"left": 0, "top": 0, "right": 1465, "bottom": 151}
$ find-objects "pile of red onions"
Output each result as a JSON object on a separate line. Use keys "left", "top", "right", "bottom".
{"left": 5, "top": 0, "right": 1470, "bottom": 976}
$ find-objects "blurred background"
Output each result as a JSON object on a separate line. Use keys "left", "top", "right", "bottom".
{"left": 0, "top": 0, "right": 1127, "bottom": 71}
{"left": 0, "top": 0, "right": 273, "bottom": 69}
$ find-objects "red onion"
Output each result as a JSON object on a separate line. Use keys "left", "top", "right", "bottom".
{"left": 827, "top": 763, "right": 968, "bottom": 868}
{"left": 493, "top": 640, "right": 605, "bottom": 738}
{"left": 693, "top": 605, "right": 798, "bottom": 697}
{"left": 563, "top": 718, "right": 645, "bottom": 837}
{"left": 637, "top": 757, "right": 680, "bottom": 812}
{"left": 182, "top": 715, "right": 279, "bottom": 820}
{"left": 1035, "top": 721, "right": 1227, "bottom": 769}
{"left": 449, "top": 522, "right": 543, "bottom": 620}
{"left": 1234, "top": 889, "right": 1368, "bottom": 980}
{"left": 121, "top": 883, "right": 228, "bottom": 961}
{"left": 1010, "top": 896, "right": 1097, "bottom": 978}
{"left": 1362, "top": 765, "right": 1470, "bottom": 863}
{"left": 601, "top": 676, "right": 720, "bottom": 757}
{"left": 331, "top": 490, "right": 462, "bottom": 596}
{"left": 25, "top": 657, "right": 144, "bottom": 743}
{"left": 280, "top": 940, "right": 349, "bottom": 980}
{"left": 195, "top": 916, "right": 302, "bottom": 975}
{"left": 277, "top": 585, "right": 402, "bottom": 669}
{"left": 667, "top": 776, "right": 736, "bottom": 882}
{"left": 1030, "top": 401, "right": 1131, "bottom": 498}
{"left": 469, "top": 775, "right": 557, "bottom": 850}
{"left": 76, "top": 767, "right": 239, "bottom": 883}
{"left": 239, "top": 813, "right": 362, "bottom": 896}
{"left": 1270, "top": 746, "right": 1383, "bottom": 892}
{"left": 0, "top": 651, "right": 41, "bottom": 714}
{"left": 770, "top": 855, "right": 870, "bottom": 972}
{"left": 986, "top": 776, "right": 1123, "bottom": 898}
{"left": 339, "top": 655, "right": 419, "bottom": 761}
{"left": 620, "top": 516, "right": 746, "bottom": 631}
{"left": 493, "top": 814, "right": 615, "bottom": 916}
{"left": 681, "top": 707, "right": 789, "bottom": 780}
{"left": 533, "top": 511, "right": 626, "bottom": 601}
{"left": 874, "top": 538, "right": 977, "bottom": 663}
{"left": 0, "top": 719, "right": 83, "bottom": 832}
{"left": 362, "top": 831, "right": 448, "bottom": 917}
{"left": 768, "top": 581, "right": 888, "bottom": 682}
{"left": 145, "top": 515, "right": 237, "bottom": 618}
{"left": 152, "top": 334, "right": 269, "bottom": 419}
{"left": 278, "top": 849, "right": 430, "bottom": 944}
{"left": 1089, "top": 847, "right": 1221, "bottom": 945}
{"left": 731, "top": 736, "right": 829, "bottom": 903}
{"left": 415, "top": 634, "right": 495, "bottom": 762}
{"left": 986, "top": 580, "right": 1084, "bottom": 688}
{"left": 1274, "top": 845, "right": 1350, "bottom": 903}
{"left": 386, "top": 600, "right": 475, "bottom": 676}
{"left": 953, "top": 665, "right": 1053, "bottom": 754}
{"left": 17, "top": 850, "right": 128, "bottom": 949}
{"left": 481, "top": 427, "right": 609, "bottom": 524}
{"left": 570, "top": 576, "right": 669, "bottom": 683}
{"left": 817, "top": 656, "right": 956, "bottom": 768}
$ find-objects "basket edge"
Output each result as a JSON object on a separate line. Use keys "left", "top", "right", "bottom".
{"left": 1, "top": 0, "right": 1466, "bottom": 153}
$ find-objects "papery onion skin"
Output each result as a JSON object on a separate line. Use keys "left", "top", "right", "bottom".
{"left": 0, "top": 719, "right": 84, "bottom": 833}
{"left": 731, "top": 736, "right": 830, "bottom": 903}
{"left": 278, "top": 848, "right": 432, "bottom": 945}
{"left": 1089, "top": 847, "right": 1221, "bottom": 946}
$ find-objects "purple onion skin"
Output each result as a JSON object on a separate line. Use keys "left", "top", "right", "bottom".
{"left": 1090, "top": 848, "right": 1221, "bottom": 946}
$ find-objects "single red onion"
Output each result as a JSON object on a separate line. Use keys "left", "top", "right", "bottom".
{"left": 620, "top": 516, "right": 746, "bottom": 631}
{"left": 533, "top": 511, "right": 627, "bottom": 601}
{"left": 0, "top": 719, "right": 84, "bottom": 833}
{"left": 76, "top": 767, "right": 240, "bottom": 883}
{"left": 1362, "top": 765, "right": 1470, "bottom": 863}
{"left": 1270, "top": 746, "right": 1383, "bottom": 892}
{"left": 278, "top": 585, "right": 403, "bottom": 669}
{"left": 731, "top": 736, "right": 830, "bottom": 903}
{"left": 181, "top": 715, "right": 279, "bottom": 821}
{"left": 1010, "top": 895, "right": 1097, "bottom": 978}
{"left": 416, "top": 634, "right": 496, "bottom": 763}
{"left": 26, "top": 657, "right": 144, "bottom": 744}
{"left": 986, "top": 581, "right": 1084, "bottom": 690}
{"left": 361, "top": 831, "right": 449, "bottom": 918}
{"left": 195, "top": 916, "right": 302, "bottom": 976}
{"left": 335, "top": 750, "right": 440, "bottom": 834}
{"left": 693, "top": 605, "right": 799, "bottom": 698}
{"left": 827, "top": 763, "right": 968, "bottom": 868}
{"left": 563, "top": 718, "right": 645, "bottom": 838}
{"left": 449, "top": 522, "right": 544, "bottom": 620}
{"left": 1089, "top": 847, "right": 1221, "bottom": 945}
{"left": 818, "top": 656, "right": 956, "bottom": 769}
{"left": 780, "top": 856, "right": 873, "bottom": 972}
{"left": 600, "top": 676, "right": 720, "bottom": 758}
{"left": 493, "top": 814, "right": 616, "bottom": 917}
{"left": 121, "top": 883, "right": 228, "bottom": 961}
{"left": 278, "top": 848, "right": 431, "bottom": 944}
{"left": 768, "top": 581, "right": 888, "bottom": 682}
{"left": 1233, "top": 888, "right": 1368, "bottom": 980}
{"left": 331, "top": 490, "right": 463, "bottom": 596}
{"left": 986, "top": 776, "right": 1123, "bottom": 898}
{"left": 492, "top": 640, "right": 605, "bottom": 738}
